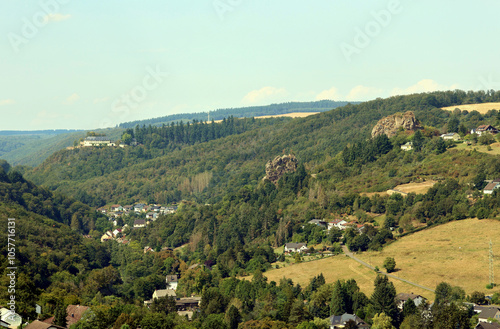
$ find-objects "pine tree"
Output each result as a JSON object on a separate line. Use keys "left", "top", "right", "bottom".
{"left": 330, "top": 280, "right": 346, "bottom": 316}
{"left": 371, "top": 276, "right": 398, "bottom": 324}
{"left": 53, "top": 302, "right": 67, "bottom": 327}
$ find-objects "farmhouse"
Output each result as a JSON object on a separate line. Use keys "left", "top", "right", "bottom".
{"left": 484, "top": 180, "right": 500, "bottom": 194}
{"left": 166, "top": 274, "right": 179, "bottom": 290}
{"left": 134, "top": 219, "right": 146, "bottom": 228}
{"left": 473, "top": 125, "right": 498, "bottom": 136}
{"left": 308, "top": 219, "right": 328, "bottom": 229}
{"left": 80, "top": 136, "right": 115, "bottom": 147}
{"left": 401, "top": 142, "right": 413, "bottom": 151}
{"left": 284, "top": 242, "right": 308, "bottom": 253}
{"left": 144, "top": 289, "right": 177, "bottom": 305}
{"left": 395, "top": 292, "right": 426, "bottom": 310}
{"left": 329, "top": 313, "right": 370, "bottom": 329}
{"left": 440, "top": 133, "right": 461, "bottom": 141}
{"left": 24, "top": 321, "right": 66, "bottom": 329}
{"left": 477, "top": 307, "right": 500, "bottom": 323}
{"left": 328, "top": 219, "right": 348, "bottom": 231}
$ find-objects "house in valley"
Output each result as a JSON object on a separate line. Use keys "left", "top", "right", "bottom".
{"left": 284, "top": 243, "right": 308, "bottom": 253}
{"left": 477, "top": 307, "right": 500, "bottom": 323}
{"left": 395, "top": 293, "right": 426, "bottom": 310}
{"left": 440, "top": 133, "right": 461, "bottom": 141}
{"left": 134, "top": 219, "right": 146, "bottom": 228}
{"left": 80, "top": 136, "right": 115, "bottom": 147}
{"left": 166, "top": 275, "right": 179, "bottom": 290}
{"left": 329, "top": 313, "right": 370, "bottom": 329}
{"left": 484, "top": 179, "right": 500, "bottom": 194}
{"left": 401, "top": 142, "right": 413, "bottom": 151}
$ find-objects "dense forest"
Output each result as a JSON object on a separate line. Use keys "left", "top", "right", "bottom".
{"left": 118, "top": 100, "right": 353, "bottom": 128}
{"left": 4, "top": 90, "right": 500, "bottom": 328}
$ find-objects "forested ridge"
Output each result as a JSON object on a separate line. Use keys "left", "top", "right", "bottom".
{"left": 4, "top": 90, "right": 500, "bottom": 328}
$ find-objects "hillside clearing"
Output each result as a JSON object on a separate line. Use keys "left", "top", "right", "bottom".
{"left": 441, "top": 102, "right": 500, "bottom": 114}
{"left": 251, "top": 255, "right": 434, "bottom": 300}
{"left": 455, "top": 142, "right": 500, "bottom": 155}
{"left": 356, "top": 218, "right": 500, "bottom": 296}
{"left": 362, "top": 180, "right": 436, "bottom": 198}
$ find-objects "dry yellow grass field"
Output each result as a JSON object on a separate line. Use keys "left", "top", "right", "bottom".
{"left": 361, "top": 181, "right": 436, "bottom": 198}
{"left": 455, "top": 142, "right": 500, "bottom": 155}
{"left": 253, "top": 219, "right": 500, "bottom": 301}
{"left": 441, "top": 102, "right": 500, "bottom": 114}
{"left": 255, "top": 255, "right": 434, "bottom": 300}
{"left": 254, "top": 112, "right": 320, "bottom": 119}
{"left": 356, "top": 218, "right": 500, "bottom": 296}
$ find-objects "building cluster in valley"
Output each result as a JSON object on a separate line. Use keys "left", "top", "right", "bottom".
{"left": 401, "top": 124, "right": 499, "bottom": 151}
{"left": 20, "top": 274, "right": 203, "bottom": 328}
{"left": 284, "top": 218, "right": 364, "bottom": 254}
{"left": 99, "top": 203, "right": 178, "bottom": 243}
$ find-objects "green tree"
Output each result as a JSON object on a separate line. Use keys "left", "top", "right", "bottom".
{"left": 53, "top": 302, "right": 68, "bottom": 327}
{"left": 434, "top": 282, "right": 452, "bottom": 306}
{"left": 371, "top": 313, "right": 396, "bottom": 329}
{"left": 383, "top": 257, "right": 396, "bottom": 273}
{"left": 469, "top": 291, "right": 486, "bottom": 305}
{"left": 371, "top": 276, "right": 398, "bottom": 324}
{"left": 447, "top": 116, "right": 460, "bottom": 133}
{"left": 412, "top": 130, "right": 424, "bottom": 152}
{"left": 401, "top": 299, "right": 417, "bottom": 321}
{"left": 225, "top": 305, "right": 241, "bottom": 329}
{"left": 330, "top": 280, "right": 346, "bottom": 316}
{"left": 151, "top": 296, "right": 177, "bottom": 316}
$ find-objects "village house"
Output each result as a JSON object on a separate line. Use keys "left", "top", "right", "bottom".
{"left": 284, "top": 242, "right": 308, "bottom": 253}
{"left": 134, "top": 219, "right": 146, "bottom": 228}
{"left": 176, "top": 297, "right": 202, "bottom": 320}
{"left": 146, "top": 212, "right": 159, "bottom": 221}
{"left": 473, "top": 125, "right": 499, "bottom": 136}
{"left": 484, "top": 179, "right": 500, "bottom": 194}
{"left": 477, "top": 307, "right": 500, "bottom": 323}
{"left": 401, "top": 141, "right": 413, "bottom": 151}
{"left": 144, "top": 289, "right": 177, "bottom": 305}
{"left": 440, "top": 133, "right": 461, "bottom": 141}
{"left": 476, "top": 322, "right": 500, "bottom": 329}
{"left": 110, "top": 204, "right": 123, "bottom": 212}
{"left": 166, "top": 275, "right": 179, "bottom": 290}
{"left": 123, "top": 205, "right": 133, "bottom": 212}
{"left": 24, "top": 321, "right": 65, "bottom": 329}
{"left": 100, "top": 231, "right": 113, "bottom": 242}
{"left": 0, "top": 306, "right": 22, "bottom": 328}
{"left": 329, "top": 313, "right": 370, "bottom": 329}
{"left": 307, "top": 219, "right": 328, "bottom": 229}
{"left": 80, "top": 136, "right": 115, "bottom": 147}
{"left": 40, "top": 305, "right": 91, "bottom": 328}
{"left": 395, "top": 293, "right": 426, "bottom": 310}
{"left": 328, "top": 219, "right": 348, "bottom": 231}
{"left": 134, "top": 203, "right": 147, "bottom": 212}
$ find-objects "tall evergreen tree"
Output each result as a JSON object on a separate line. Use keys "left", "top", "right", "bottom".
{"left": 330, "top": 280, "right": 346, "bottom": 316}
{"left": 53, "top": 302, "right": 68, "bottom": 327}
{"left": 371, "top": 276, "right": 398, "bottom": 324}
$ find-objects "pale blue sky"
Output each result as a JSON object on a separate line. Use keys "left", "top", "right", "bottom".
{"left": 1, "top": 0, "right": 499, "bottom": 130}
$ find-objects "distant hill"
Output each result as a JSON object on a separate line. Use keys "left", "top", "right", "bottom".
{"left": 0, "top": 128, "right": 123, "bottom": 167}
{"left": 118, "top": 100, "right": 356, "bottom": 128}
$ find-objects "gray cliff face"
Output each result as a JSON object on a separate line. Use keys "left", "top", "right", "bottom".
{"left": 264, "top": 154, "right": 298, "bottom": 185}
{"left": 371, "top": 111, "right": 421, "bottom": 138}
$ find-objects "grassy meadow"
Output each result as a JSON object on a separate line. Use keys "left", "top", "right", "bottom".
{"left": 257, "top": 219, "right": 500, "bottom": 302}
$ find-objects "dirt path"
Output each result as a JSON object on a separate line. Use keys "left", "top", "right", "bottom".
{"left": 342, "top": 245, "right": 435, "bottom": 293}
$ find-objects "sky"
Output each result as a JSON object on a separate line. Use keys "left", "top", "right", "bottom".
{"left": 1, "top": 0, "right": 499, "bottom": 130}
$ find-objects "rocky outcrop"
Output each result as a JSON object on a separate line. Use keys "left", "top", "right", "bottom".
{"left": 371, "top": 111, "right": 421, "bottom": 138}
{"left": 265, "top": 154, "right": 298, "bottom": 185}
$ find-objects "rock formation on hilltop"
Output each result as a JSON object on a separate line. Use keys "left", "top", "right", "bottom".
{"left": 371, "top": 111, "right": 421, "bottom": 138}
{"left": 265, "top": 154, "right": 298, "bottom": 185}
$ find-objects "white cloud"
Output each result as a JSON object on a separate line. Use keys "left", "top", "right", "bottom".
{"left": 346, "top": 85, "right": 383, "bottom": 101}
{"left": 0, "top": 99, "right": 15, "bottom": 106}
{"left": 64, "top": 93, "right": 80, "bottom": 105}
{"left": 316, "top": 87, "right": 342, "bottom": 101}
{"left": 242, "top": 86, "right": 288, "bottom": 105}
{"left": 391, "top": 79, "right": 460, "bottom": 96}
{"left": 44, "top": 13, "right": 72, "bottom": 22}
